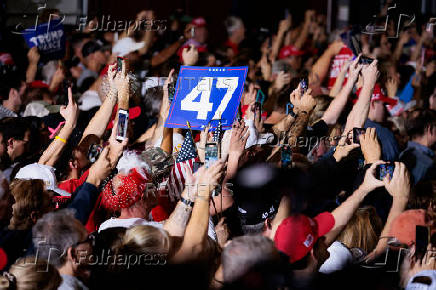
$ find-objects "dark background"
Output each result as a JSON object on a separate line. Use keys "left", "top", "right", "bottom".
{"left": 87, "top": 0, "right": 433, "bottom": 47}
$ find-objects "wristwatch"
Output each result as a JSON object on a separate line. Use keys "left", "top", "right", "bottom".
{"left": 180, "top": 196, "right": 194, "bottom": 207}
{"left": 286, "top": 102, "right": 297, "bottom": 118}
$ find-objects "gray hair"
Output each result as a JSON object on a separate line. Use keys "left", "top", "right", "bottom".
{"left": 32, "top": 209, "right": 86, "bottom": 267}
{"left": 224, "top": 16, "right": 243, "bottom": 35}
{"left": 222, "top": 235, "right": 278, "bottom": 282}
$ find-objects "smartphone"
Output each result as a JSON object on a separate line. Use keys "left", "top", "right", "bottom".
{"left": 117, "top": 56, "right": 124, "bottom": 72}
{"left": 281, "top": 145, "right": 292, "bottom": 168}
{"left": 205, "top": 143, "right": 219, "bottom": 168}
{"left": 352, "top": 128, "right": 366, "bottom": 144}
{"left": 376, "top": 163, "right": 395, "bottom": 181}
{"left": 415, "top": 226, "right": 429, "bottom": 259}
{"left": 88, "top": 143, "right": 103, "bottom": 163}
{"left": 300, "top": 78, "right": 308, "bottom": 96}
{"left": 116, "top": 109, "right": 129, "bottom": 141}
{"left": 359, "top": 56, "right": 374, "bottom": 65}
{"left": 286, "top": 102, "right": 294, "bottom": 115}
{"left": 190, "top": 27, "right": 195, "bottom": 38}
{"left": 349, "top": 33, "right": 375, "bottom": 65}
{"left": 168, "top": 81, "right": 176, "bottom": 102}
{"left": 255, "top": 89, "right": 266, "bottom": 109}
{"left": 193, "top": 161, "right": 203, "bottom": 173}
{"left": 284, "top": 8, "right": 290, "bottom": 19}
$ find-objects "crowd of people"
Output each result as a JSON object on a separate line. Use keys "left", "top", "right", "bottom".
{"left": 0, "top": 2, "right": 435, "bottom": 289}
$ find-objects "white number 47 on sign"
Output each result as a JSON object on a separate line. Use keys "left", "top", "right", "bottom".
{"left": 180, "top": 77, "right": 238, "bottom": 120}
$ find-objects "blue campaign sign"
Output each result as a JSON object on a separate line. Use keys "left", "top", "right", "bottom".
{"left": 22, "top": 19, "right": 66, "bottom": 61}
{"left": 165, "top": 66, "right": 248, "bottom": 130}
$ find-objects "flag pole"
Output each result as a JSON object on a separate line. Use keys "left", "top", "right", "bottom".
{"left": 186, "top": 121, "right": 198, "bottom": 156}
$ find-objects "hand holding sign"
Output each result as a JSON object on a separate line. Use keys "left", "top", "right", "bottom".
{"left": 165, "top": 66, "right": 248, "bottom": 130}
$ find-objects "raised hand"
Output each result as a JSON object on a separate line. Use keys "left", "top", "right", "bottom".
{"left": 182, "top": 44, "right": 199, "bottom": 66}
{"left": 196, "top": 160, "right": 226, "bottom": 197}
{"left": 161, "top": 69, "right": 175, "bottom": 120}
{"left": 27, "top": 47, "right": 40, "bottom": 65}
{"left": 348, "top": 55, "right": 363, "bottom": 83}
{"left": 359, "top": 127, "right": 381, "bottom": 164}
{"left": 383, "top": 162, "right": 410, "bottom": 201}
{"left": 386, "top": 77, "right": 398, "bottom": 98}
{"left": 360, "top": 161, "right": 385, "bottom": 193}
{"left": 361, "top": 59, "right": 379, "bottom": 88}
{"left": 290, "top": 85, "right": 316, "bottom": 113}
{"left": 114, "top": 58, "right": 130, "bottom": 96}
{"left": 274, "top": 71, "right": 291, "bottom": 91}
{"left": 107, "top": 120, "right": 129, "bottom": 168}
{"left": 333, "top": 143, "right": 360, "bottom": 162}
{"left": 60, "top": 87, "right": 79, "bottom": 127}
{"left": 229, "top": 120, "right": 249, "bottom": 157}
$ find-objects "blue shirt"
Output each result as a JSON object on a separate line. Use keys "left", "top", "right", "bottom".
{"left": 400, "top": 141, "right": 435, "bottom": 185}
{"left": 365, "top": 119, "right": 399, "bottom": 162}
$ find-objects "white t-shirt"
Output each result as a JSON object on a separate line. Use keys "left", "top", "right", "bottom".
{"left": 319, "top": 241, "right": 353, "bottom": 274}
{"left": 98, "top": 217, "right": 217, "bottom": 241}
{"left": 98, "top": 218, "right": 163, "bottom": 232}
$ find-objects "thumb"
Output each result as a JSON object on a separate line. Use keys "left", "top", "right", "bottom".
{"left": 348, "top": 143, "right": 360, "bottom": 150}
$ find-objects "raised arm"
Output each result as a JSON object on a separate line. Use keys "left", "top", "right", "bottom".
{"left": 26, "top": 47, "right": 40, "bottom": 83}
{"left": 322, "top": 56, "right": 362, "bottom": 125}
{"left": 365, "top": 162, "right": 410, "bottom": 262}
{"left": 79, "top": 63, "right": 120, "bottom": 143}
{"left": 294, "top": 10, "right": 314, "bottom": 49}
{"left": 38, "top": 87, "right": 78, "bottom": 166}
{"left": 72, "top": 124, "right": 128, "bottom": 223}
{"left": 325, "top": 161, "right": 385, "bottom": 246}
{"left": 150, "top": 69, "right": 173, "bottom": 146}
{"left": 164, "top": 164, "right": 197, "bottom": 237}
{"left": 309, "top": 41, "right": 344, "bottom": 89}
{"left": 172, "top": 161, "right": 225, "bottom": 262}
{"left": 342, "top": 60, "right": 378, "bottom": 135}
{"left": 328, "top": 56, "right": 353, "bottom": 97}
{"left": 270, "top": 16, "right": 291, "bottom": 61}
{"left": 210, "top": 121, "right": 249, "bottom": 215}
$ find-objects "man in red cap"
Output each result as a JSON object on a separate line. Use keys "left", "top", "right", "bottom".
{"left": 178, "top": 17, "right": 208, "bottom": 62}
{"left": 273, "top": 162, "right": 388, "bottom": 286}
{"left": 279, "top": 45, "right": 305, "bottom": 72}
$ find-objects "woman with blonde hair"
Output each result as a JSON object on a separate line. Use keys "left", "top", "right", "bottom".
{"left": 320, "top": 206, "right": 383, "bottom": 274}
{"left": 0, "top": 256, "right": 61, "bottom": 290}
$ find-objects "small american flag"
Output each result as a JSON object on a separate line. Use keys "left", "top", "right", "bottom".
{"left": 168, "top": 130, "right": 199, "bottom": 200}
{"left": 213, "top": 119, "right": 222, "bottom": 143}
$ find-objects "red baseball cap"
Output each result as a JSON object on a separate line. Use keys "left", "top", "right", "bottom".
{"left": 279, "top": 45, "right": 305, "bottom": 59}
{"left": 28, "top": 80, "right": 49, "bottom": 89}
{"left": 107, "top": 105, "right": 142, "bottom": 129}
{"left": 389, "top": 209, "right": 432, "bottom": 247}
{"left": 274, "top": 212, "right": 335, "bottom": 263}
{"left": 191, "top": 17, "right": 207, "bottom": 27}
{"left": 354, "top": 84, "right": 398, "bottom": 106}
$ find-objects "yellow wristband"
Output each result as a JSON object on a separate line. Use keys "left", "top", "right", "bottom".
{"left": 55, "top": 136, "right": 67, "bottom": 143}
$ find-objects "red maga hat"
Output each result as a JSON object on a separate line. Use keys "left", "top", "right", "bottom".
{"left": 274, "top": 212, "right": 335, "bottom": 263}
{"left": 354, "top": 83, "right": 398, "bottom": 106}
{"left": 279, "top": 45, "right": 305, "bottom": 59}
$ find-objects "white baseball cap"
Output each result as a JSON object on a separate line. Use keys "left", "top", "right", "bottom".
{"left": 78, "top": 90, "right": 102, "bottom": 111}
{"left": 112, "top": 37, "right": 145, "bottom": 57}
{"left": 15, "top": 163, "right": 71, "bottom": 196}
{"left": 406, "top": 270, "right": 436, "bottom": 290}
